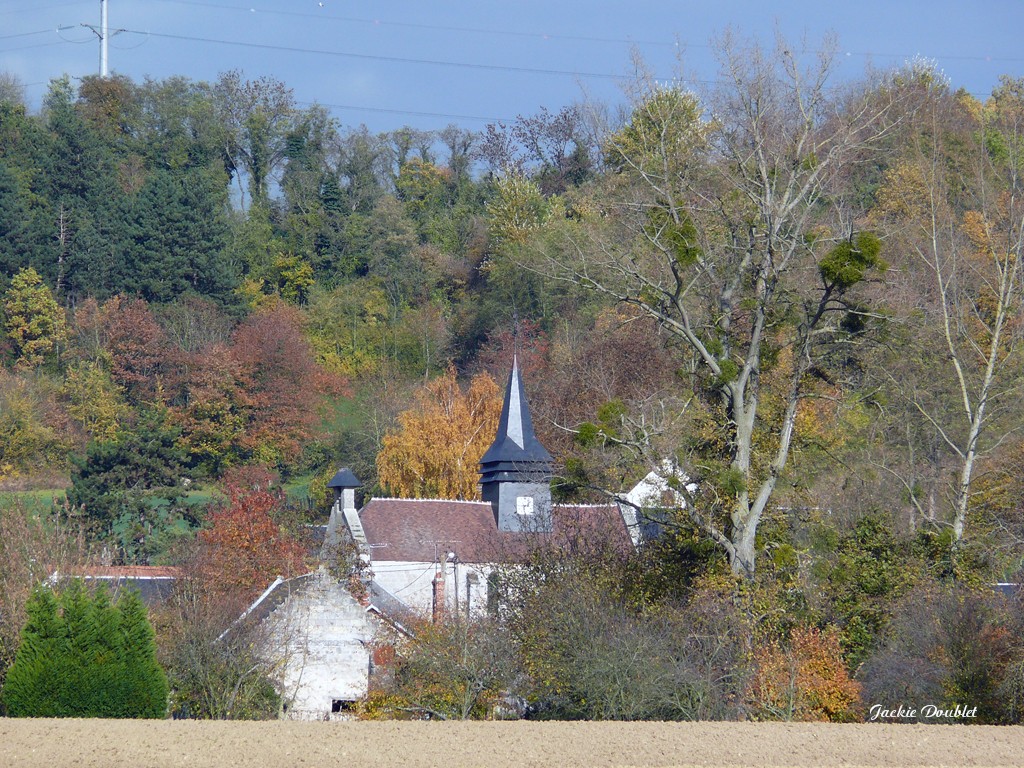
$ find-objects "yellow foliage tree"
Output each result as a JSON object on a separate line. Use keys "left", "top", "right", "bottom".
{"left": 60, "top": 361, "right": 126, "bottom": 442}
{"left": 3, "top": 267, "right": 67, "bottom": 370}
{"left": 377, "top": 367, "right": 502, "bottom": 500}
{"left": 0, "top": 372, "right": 64, "bottom": 481}
{"left": 485, "top": 174, "right": 555, "bottom": 246}
{"left": 748, "top": 625, "right": 863, "bottom": 722}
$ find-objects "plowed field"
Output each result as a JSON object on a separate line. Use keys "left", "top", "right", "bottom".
{"left": 1, "top": 719, "right": 1022, "bottom": 767}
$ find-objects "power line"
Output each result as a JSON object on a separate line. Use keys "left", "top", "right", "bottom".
{"left": 0, "top": 14, "right": 1012, "bottom": 125}
{"left": 5, "top": 1, "right": 91, "bottom": 15}
{"left": 141, "top": 0, "right": 1024, "bottom": 67}
{"left": 150, "top": 0, "right": 678, "bottom": 49}
{"left": 0, "top": 30, "right": 54, "bottom": 41}
{"left": 6, "top": 3, "right": 1024, "bottom": 72}
{"left": 0, "top": 39, "right": 87, "bottom": 53}
{"left": 120, "top": 28, "right": 633, "bottom": 81}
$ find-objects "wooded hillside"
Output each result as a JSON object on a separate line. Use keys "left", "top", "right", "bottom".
{"left": 2, "top": 41, "right": 1024, "bottom": 722}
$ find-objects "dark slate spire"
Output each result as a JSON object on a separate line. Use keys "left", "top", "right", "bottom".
{"left": 480, "top": 356, "right": 553, "bottom": 533}
{"left": 479, "top": 355, "right": 553, "bottom": 482}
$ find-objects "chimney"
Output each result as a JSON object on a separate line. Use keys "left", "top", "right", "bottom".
{"left": 431, "top": 572, "right": 445, "bottom": 623}
{"left": 326, "top": 467, "right": 361, "bottom": 512}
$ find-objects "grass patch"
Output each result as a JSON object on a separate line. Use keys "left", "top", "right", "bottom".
{"left": 0, "top": 488, "right": 68, "bottom": 514}
{"left": 319, "top": 388, "right": 366, "bottom": 435}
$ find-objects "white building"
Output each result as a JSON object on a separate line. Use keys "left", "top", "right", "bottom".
{"left": 244, "top": 570, "right": 373, "bottom": 719}
{"left": 330, "top": 356, "right": 634, "bottom": 618}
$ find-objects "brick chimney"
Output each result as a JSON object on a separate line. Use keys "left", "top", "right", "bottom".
{"left": 431, "top": 572, "right": 445, "bottom": 623}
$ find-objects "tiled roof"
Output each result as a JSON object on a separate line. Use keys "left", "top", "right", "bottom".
{"left": 64, "top": 566, "right": 180, "bottom": 605}
{"left": 359, "top": 498, "right": 631, "bottom": 563}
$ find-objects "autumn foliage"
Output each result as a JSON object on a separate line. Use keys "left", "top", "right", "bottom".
{"left": 3, "top": 267, "right": 67, "bottom": 371}
{"left": 227, "top": 304, "right": 336, "bottom": 464}
{"left": 377, "top": 366, "right": 502, "bottom": 500}
{"left": 172, "top": 303, "right": 343, "bottom": 471}
{"left": 195, "top": 467, "right": 310, "bottom": 601}
{"left": 748, "top": 625, "right": 863, "bottom": 722}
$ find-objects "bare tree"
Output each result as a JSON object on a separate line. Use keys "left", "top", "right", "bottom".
{"left": 369, "top": 616, "right": 520, "bottom": 721}
{"left": 873, "top": 72, "right": 1024, "bottom": 557}
{"left": 213, "top": 70, "right": 297, "bottom": 207}
{"left": 154, "top": 573, "right": 283, "bottom": 720}
{"left": 0, "top": 499, "right": 90, "bottom": 688}
{"left": 523, "top": 34, "right": 899, "bottom": 578}
{"left": 0, "top": 72, "right": 26, "bottom": 108}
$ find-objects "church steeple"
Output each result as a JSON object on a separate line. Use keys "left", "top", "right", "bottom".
{"left": 480, "top": 356, "right": 553, "bottom": 532}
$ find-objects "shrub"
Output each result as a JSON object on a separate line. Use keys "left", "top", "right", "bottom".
{"left": 748, "top": 625, "right": 863, "bottom": 722}
{"left": 859, "top": 584, "right": 1021, "bottom": 724}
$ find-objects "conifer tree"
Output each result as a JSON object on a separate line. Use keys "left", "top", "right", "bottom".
{"left": 0, "top": 581, "right": 167, "bottom": 718}
{"left": 0, "top": 587, "right": 62, "bottom": 717}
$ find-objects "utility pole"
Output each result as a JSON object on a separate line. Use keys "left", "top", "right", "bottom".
{"left": 100, "top": 0, "right": 108, "bottom": 77}
{"left": 81, "top": 0, "right": 110, "bottom": 77}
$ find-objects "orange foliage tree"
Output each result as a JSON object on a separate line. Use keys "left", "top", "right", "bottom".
{"left": 172, "top": 303, "right": 345, "bottom": 472}
{"left": 748, "top": 625, "right": 863, "bottom": 722}
{"left": 377, "top": 366, "right": 502, "bottom": 500}
{"left": 95, "top": 296, "right": 177, "bottom": 405}
{"left": 227, "top": 304, "right": 339, "bottom": 465}
{"left": 196, "top": 467, "right": 310, "bottom": 601}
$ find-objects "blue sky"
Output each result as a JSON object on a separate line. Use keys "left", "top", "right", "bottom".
{"left": 3, "top": 1, "right": 1023, "bottom": 133}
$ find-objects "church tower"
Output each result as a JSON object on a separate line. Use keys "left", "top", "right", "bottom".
{"left": 479, "top": 356, "right": 554, "bottom": 533}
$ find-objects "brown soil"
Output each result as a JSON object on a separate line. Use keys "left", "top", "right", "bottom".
{"left": 1, "top": 720, "right": 1023, "bottom": 768}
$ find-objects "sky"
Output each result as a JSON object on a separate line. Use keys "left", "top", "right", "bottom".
{"left": 3, "top": 0, "right": 1024, "bottom": 134}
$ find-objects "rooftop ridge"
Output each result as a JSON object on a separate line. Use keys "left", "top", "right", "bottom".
{"left": 366, "top": 496, "right": 617, "bottom": 509}
{"left": 76, "top": 566, "right": 181, "bottom": 578}
{"left": 368, "top": 496, "right": 489, "bottom": 505}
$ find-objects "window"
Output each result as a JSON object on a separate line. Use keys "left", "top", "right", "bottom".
{"left": 516, "top": 495, "right": 534, "bottom": 515}
{"left": 486, "top": 571, "right": 501, "bottom": 614}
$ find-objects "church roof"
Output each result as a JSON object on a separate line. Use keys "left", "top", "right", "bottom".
{"left": 358, "top": 498, "right": 631, "bottom": 563}
{"left": 479, "top": 356, "right": 552, "bottom": 480}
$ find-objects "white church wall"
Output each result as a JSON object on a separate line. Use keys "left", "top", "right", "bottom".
{"left": 260, "top": 570, "right": 373, "bottom": 720}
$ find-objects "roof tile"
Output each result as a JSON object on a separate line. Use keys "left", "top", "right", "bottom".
{"left": 359, "top": 498, "right": 631, "bottom": 563}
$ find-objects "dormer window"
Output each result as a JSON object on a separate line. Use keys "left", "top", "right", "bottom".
{"left": 516, "top": 496, "right": 534, "bottom": 515}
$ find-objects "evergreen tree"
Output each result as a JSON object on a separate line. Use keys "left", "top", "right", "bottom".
{"left": 68, "top": 410, "right": 185, "bottom": 561}
{"left": 0, "top": 161, "right": 33, "bottom": 277}
{"left": 0, "top": 588, "right": 62, "bottom": 717}
{"left": 0, "top": 581, "right": 167, "bottom": 718}
{"left": 117, "top": 590, "right": 169, "bottom": 717}
{"left": 68, "top": 411, "right": 184, "bottom": 527}
{"left": 122, "top": 168, "right": 237, "bottom": 304}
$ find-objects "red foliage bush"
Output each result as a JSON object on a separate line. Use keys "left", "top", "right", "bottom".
{"left": 195, "top": 466, "right": 311, "bottom": 601}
